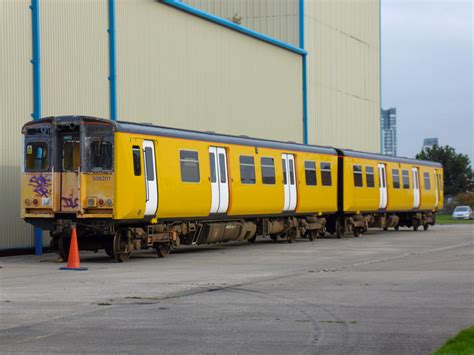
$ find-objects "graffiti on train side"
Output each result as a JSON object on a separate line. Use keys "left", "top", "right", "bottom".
{"left": 28, "top": 175, "right": 51, "bottom": 198}
{"left": 61, "top": 196, "right": 79, "bottom": 209}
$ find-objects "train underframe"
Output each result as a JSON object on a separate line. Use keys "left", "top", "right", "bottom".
{"left": 46, "top": 210, "right": 435, "bottom": 262}
{"left": 325, "top": 211, "right": 436, "bottom": 238}
{"left": 48, "top": 215, "right": 327, "bottom": 262}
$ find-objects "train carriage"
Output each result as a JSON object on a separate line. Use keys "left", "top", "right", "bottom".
{"left": 22, "top": 116, "right": 339, "bottom": 261}
{"left": 337, "top": 150, "right": 443, "bottom": 236}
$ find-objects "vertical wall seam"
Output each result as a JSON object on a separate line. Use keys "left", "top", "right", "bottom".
{"left": 379, "top": 0, "right": 382, "bottom": 153}
{"left": 108, "top": 0, "right": 117, "bottom": 121}
{"left": 30, "top": 0, "right": 42, "bottom": 255}
{"left": 299, "top": 0, "right": 308, "bottom": 144}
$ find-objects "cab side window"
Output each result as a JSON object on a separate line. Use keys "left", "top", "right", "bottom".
{"left": 320, "top": 162, "right": 332, "bottom": 186}
{"left": 423, "top": 172, "right": 431, "bottom": 190}
{"left": 180, "top": 150, "right": 200, "bottom": 182}
{"left": 365, "top": 166, "right": 375, "bottom": 187}
{"left": 353, "top": 165, "right": 363, "bottom": 187}
{"left": 402, "top": 170, "right": 410, "bottom": 189}
{"left": 392, "top": 169, "right": 400, "bottom": 189}
{"left": 240, "top": 156, "right": 256, "bottom": 184}
{"left": 132, "top": 146, "right": 141, "bottom": 176}
{"left": 305, "top": 161, "right": 317, "bottom": 186}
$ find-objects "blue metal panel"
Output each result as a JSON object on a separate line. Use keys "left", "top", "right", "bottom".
{"left": 30, "top": 0, "right": 43, "bottom": 256}
{"left": 299, "top": 0, "right": 308, "bottom": 144}
{"left": 108, "top": 0, "right": 117, "bottom": 121}
{"left": 163, "top": 0, "right": 307, "bottom": 56}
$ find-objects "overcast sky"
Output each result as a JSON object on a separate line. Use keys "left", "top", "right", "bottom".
{"left": 381, "top": 0, "right": 473, "bottom": 162}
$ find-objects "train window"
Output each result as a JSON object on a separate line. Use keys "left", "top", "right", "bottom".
{"left": 180, "top": 150, "right": 200, "bottom": 183}
{"left": 63, "top": 140, "right": 80, "bottom": 172}
{"left": 209, "top": 152, "right": 216, "bottom": 183}
{"left": 282, "top": 159, "right": 287, "bottom": 185}
{"left": 25, "top": 142, "right": 49, "bottom": 172}
{"left": 144, "top": 147, "right": 155, "bottom": 181}
{"left": 89, "top": 141, "right": 113, "bottom": 171}
{"left": 353, "top": 165, "right": 363, "bottom": 187}
{"left": 304, "top": 161, "right": 317, "bottom": 186}
{"left": 423, "top": 172, "right": 431, "bottom": 190}
{"left": 218, "top": 153, "right": 227, "bottom": 183}
{"left": 261, "top": 157, "right": 275, "bottom": 184}
{"left": 320, "top": 162, "right": 332, "bottom": 186}
{"left": 365, "top": 166, "right": 375, "bottom": 187}
{"left": 289, "top": 159, "right": 295, "bottom": 185}
{"left": 132, "top": 146, "right": 141, "bottom": 176}
{"left": 392, "top": 169, "right": 400, "bottom": 189}
{"left": 402, "top": 170, "right": 410, "bottom": 189}
{"left": 240, "top": 156, "right": 256, "bottom": 184}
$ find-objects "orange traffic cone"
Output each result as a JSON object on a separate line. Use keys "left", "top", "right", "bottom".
{"left": 59, "top": 227, "right": 88, "bottom": 271}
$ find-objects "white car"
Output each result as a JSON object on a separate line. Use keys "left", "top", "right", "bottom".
{"left": 452, "top": 206, "right": 473, "bottom": 220}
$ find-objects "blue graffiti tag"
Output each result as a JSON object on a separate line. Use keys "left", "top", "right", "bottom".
{"left": 61, "top": 197, "right": 79, "bottom": 208}
{"left": 28, "top": 175, "right": 51, "bottom": 198}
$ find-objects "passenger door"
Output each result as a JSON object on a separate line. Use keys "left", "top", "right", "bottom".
{"left": 377, "top": 163, "right": 387, "bottom": 209}
{"left": 412, "top": 167, "right": 420, "bottom": 209}
{"left": 209, "top": 147, "right": 229, "bottom": 214}
{"left": 282, "top": 154, "right": 297, "bottom": 211}
{"left": 143, "top": 140, "right": 158, "bottom": 216}
{"left": 434, "top": 169, "right": 439, "bottom": 208}
{"left": 60, "top": 133, "right": 80, "bottom": 212}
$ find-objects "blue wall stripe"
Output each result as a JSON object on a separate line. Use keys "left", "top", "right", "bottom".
{"left": 108, "top": 0, "right": 117, "bottom": 121}
{"left": 299, "top": 0, "right": 309, "bottom": 144}
{"left": 163, "top": 0, "right": 307, "bottom": 56}
{"left": 30, "top": 0, "right": 43, "bottom": 256}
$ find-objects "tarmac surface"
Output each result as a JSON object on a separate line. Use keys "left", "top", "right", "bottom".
{"left": 0, "top": 224, "right": 473, "bottom": 354}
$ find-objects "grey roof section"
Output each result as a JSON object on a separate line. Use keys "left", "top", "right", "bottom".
{"left": 339, "top": 149, "right": 443, "bottom": 168}
{"left": 114, "top": 120, "right": 338, "bottom": 156}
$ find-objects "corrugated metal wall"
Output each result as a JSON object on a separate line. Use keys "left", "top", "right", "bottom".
{"left": 40, "top": 0, "right": 109, "bottom": 118}
{"left": 184, "top": 0, "right": 300, "bottom": 46}
{"left": 306, "top": 0, "right": 381, "bottom": 152}
{"left": 0, "top": 0, "right": 303, "bottom": 250}
{"left": 190, "top": 0, "right": 381, "bottom": 152}
{"left": 0, "top": 0, "right": 34, "bottom": 249}
{"left": 115, "top": 0, "right": 303, "bottom": 143}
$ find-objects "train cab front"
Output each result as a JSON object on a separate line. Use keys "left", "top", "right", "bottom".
{"left": 21, "top": 116, "right": 115, "bottom": 231}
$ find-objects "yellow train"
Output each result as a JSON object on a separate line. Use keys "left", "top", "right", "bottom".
{"left": 21, "top": 116, "right": 443, "bottom": 261}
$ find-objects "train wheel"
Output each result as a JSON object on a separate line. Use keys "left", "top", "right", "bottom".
{"left": 155, "top": 242, "right": 171, "bottom": 258}
{"left": 113, "top": 229, "right": 131, "bottom": 262}
{"left": 247, "top": 235, "right": 257, "bottom": 243}
{"left": 413, "top": 220, "right": 419, "bottom": 232}
{"left": 287, "top": 230, "right": 297, "bottom": 243}
{"left": 104, "top": 248, "right": 114, "bottom": 258}
{"left": 423, "top": 224, "right": 429, "bottom": 231}
{"left": 270, "top": 235, "right": 278, "bottom": 242}
{"left": 335, "top": 218, "right": 345, "bottom": 239}
{"left": 383, "top": 227, "right": 388, "bottom": 231}
{"left": 57, "top": 234, "right": 70, "bottom": 262}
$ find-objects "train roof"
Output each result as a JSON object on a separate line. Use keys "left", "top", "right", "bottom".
{"left": 338, "top": 149, "right": 442, "bottom": 168}
{"left": 115, "top": 120, "right": 339, "bottom": 156}
{"left": 23, "top": 116, "right": 442, "bottom": 168}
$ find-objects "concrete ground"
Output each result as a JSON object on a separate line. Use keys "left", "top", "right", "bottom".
{"left": 0, "top": 224, "right": 473, "bottom": 354}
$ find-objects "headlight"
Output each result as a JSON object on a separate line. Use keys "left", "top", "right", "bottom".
{"left": 87, "top": 197, "right": 97, "bottom": 207}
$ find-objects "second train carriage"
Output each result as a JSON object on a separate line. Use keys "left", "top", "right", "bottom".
{"left": 336, "top": 149, "right": 443, "bottom": 236}
{"left": 21, "top": 116, "right": 443, "bottom": 262}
